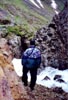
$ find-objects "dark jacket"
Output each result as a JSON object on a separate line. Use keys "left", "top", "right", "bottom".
{"left": 22, "top": 46, "right": 41, "bottom": 68}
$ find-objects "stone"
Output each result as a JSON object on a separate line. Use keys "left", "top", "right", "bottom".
{"left": 43, "top": 76, "right": 50, "bottom": 80}
{"left": 54, "top": 75, "right": 61, "bottom": 80}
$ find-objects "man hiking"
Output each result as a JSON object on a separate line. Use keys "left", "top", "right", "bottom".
{"left": 21, "top": 39, "right": 41, "bottom": 90}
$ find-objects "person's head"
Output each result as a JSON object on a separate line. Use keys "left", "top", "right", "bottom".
{"left": 30, "top": 39, "right": 35, "bottom": 46}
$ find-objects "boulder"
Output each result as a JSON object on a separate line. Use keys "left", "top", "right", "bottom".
{"left": 0, "top": 38, "right": 13, "bottom": 62}
{"left": 7, "top": 34, "right": 21, "bottom": 58}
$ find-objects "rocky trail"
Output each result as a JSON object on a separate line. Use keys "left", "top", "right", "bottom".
{"left": 0, "top": 51, "right": 68, "bottom": 100}
{"left": 26, "top": 85, "right": 68, "bottom": 100}
{"left": 0, "top": 0, "right": 68, "bottom": 100}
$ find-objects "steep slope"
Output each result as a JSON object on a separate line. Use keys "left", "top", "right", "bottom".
{"left": 0, "top": 53, "right": 29, "bottom": 100}
{"left": 0, "top": 0, "right": 65, "bottom": 39}
{"left": 0, "top": 0, "right": 53, "bottom": 40}
{"left": 0, "top": 0, "right": 49, "bottom": 30}
{"left": 35, "top": 0, "right": 68, "bottom": 70}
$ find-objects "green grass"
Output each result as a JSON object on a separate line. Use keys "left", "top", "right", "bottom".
{"left": 0, "top": 0, "right": 53, "bottom": 38}
{"left": 6, "top": 24, "right": 35, "bottom": 39}
{"left": 2, "top": 0, "right": 48, "bottom": 22}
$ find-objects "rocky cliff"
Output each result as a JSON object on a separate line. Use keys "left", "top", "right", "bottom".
{"left": 35, "top": 1, "right": 68, "bottom": 70}
{"left": 0, "top": 52, "right": 30, "bottom": 100}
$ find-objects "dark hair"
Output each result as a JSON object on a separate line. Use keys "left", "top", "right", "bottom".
{"left": 30, "top": 39, "right": 35, "bottom": 45}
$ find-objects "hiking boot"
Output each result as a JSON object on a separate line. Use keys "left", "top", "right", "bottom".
{"left": 30, "top": 87, "right": 34, "bottom": 91}
{"left": 29, "top": 86, "right": 34, "bottom": 91}
{"left": 24, "top": 82, "right": 28, "bottom": 86}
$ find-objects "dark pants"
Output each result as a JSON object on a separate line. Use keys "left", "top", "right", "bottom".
{"left": 22, "top": 66, "right": 37, "bottom": 90}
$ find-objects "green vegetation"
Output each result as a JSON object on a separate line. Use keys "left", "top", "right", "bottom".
{"left": 7, "top": 26, "right": 22, "bottom": 36}
{"left": 0, "top": 0, "right": 49, "bottom": 38}
{"left": 1, "top": 0, "right": 62, "bottom": 38}
{"left": 7, "top": 24, "right": 34, "bottom": 39}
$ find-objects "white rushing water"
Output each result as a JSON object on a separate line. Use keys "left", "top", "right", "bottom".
{"left": 51, "top": 0, "right": 59, "bottom": 14}
{"left": 12, "top": 58, "right": 68, "bottom": 93}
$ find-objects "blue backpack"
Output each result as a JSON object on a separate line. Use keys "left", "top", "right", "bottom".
{"left": 21, "top": 48, "right": 41, "bottom": 68}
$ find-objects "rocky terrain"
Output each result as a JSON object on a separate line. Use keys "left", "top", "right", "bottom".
{"left": 0, "top": 51, "right": 68, "bottom": 100}
{"left": 35, "top": 1, "right": 68, "bottom": 70}
{"left": 0, "top": 0, "right": 68, "bottom": 100}
{"left": 0, "top": 52, "right": 29, "bottom": 100}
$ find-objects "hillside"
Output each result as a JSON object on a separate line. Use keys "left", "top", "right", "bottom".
{"left": 0, "top": 0, "right": 51, "bottom": 37}
{"left": 0, "top": 0, "right": 65, "bottom": 38}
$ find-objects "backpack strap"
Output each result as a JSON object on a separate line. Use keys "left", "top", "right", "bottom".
{"left": 27, "top": 48, "right": 35, "bottom": 57}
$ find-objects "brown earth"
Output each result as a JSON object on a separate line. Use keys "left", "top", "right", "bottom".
{"left": 25, "top": 85, "right": 68, "bottom": 100}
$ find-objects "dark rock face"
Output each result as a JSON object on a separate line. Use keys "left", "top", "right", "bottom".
{"left": 35, "top": 1, "right": 68, "bottom": 70}
{"left": 52, "top": 1, "right": 68, "bottom": 69}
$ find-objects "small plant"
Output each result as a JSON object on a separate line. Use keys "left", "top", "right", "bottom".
{"left": 7, "top": 25, "right": 22, "bottom": 36}
{"left": 7, "top": 24, "right": 34, "bottom": 38}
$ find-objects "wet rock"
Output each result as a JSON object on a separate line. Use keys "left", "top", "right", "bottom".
{"left": 43, "top": 76, "right": 50, "bottom": 80}
{"left": 57, "top": 79, "right": 65, "bottom": 83}
{"left": 54, "top": 75, "right": 61, "bottom": 80}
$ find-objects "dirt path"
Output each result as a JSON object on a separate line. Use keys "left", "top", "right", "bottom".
{"left": 26, "top": 85, "right": 68, "bottom": 100}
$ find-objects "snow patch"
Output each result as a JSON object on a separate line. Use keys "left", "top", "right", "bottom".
{"left": 29, "top": 0, "right": 44, "bottom": 8}
{"left": 29, "top": 0, "right": 40, "bottom": 8}
{"left": 51, "top": 0, "right": 57, "bottom": 9}
{"left": 12, "top": 58, "right": 22, "bottom": 77}
{"left": 51, "top": 0, "right": 59, "bottom": 14}
{"left": 37, "top": 0, "right": 44, "bottom": 8}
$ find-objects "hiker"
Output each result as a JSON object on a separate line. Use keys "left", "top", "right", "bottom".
{"left": 21, "top": 39, "right": 41, "bottom": 90}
